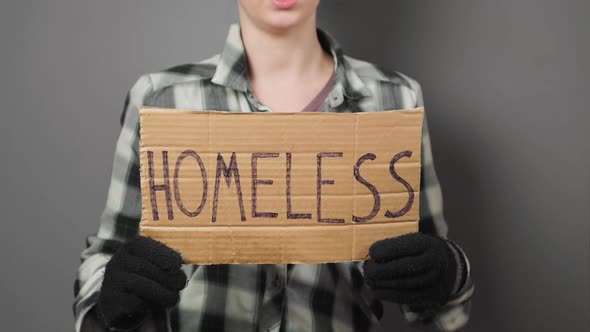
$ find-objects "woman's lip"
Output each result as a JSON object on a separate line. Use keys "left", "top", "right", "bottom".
{"left": 272, "top": 0, "right": 297, "bottom": 10}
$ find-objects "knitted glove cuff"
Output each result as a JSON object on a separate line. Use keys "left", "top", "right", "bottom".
{"left": 443, "top": 238, "right": 468, "bottom": 298}
{"left": 95, "top": 302, "right": 147, "bottom": 332}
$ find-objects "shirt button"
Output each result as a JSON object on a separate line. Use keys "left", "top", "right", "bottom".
{"left": 272, "top": 275, "right": 282, "bottom": 288}
{"left": 329, "top": 94, "right": 343, "bottom": 107}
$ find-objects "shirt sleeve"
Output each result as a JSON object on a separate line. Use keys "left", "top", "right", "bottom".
{"left": 400, "top": 81, "right": 475, "bottom": 331}
{"left": 72, "top": 75, "right": 155, "bottom": 331}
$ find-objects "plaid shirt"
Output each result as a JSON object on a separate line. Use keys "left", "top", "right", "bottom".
{"left": 74, "top": 23, "right": 473, "bottom": 332}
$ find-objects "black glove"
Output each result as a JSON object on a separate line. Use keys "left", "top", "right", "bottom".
{"left": 97, "top": 236, "right": 187, "bottom": 331}
{"left": 363, "top": 233, "right": 459, "bottom": 312}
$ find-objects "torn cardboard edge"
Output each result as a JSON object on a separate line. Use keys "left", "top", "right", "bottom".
{"left": 139, "top": 107, "right": 424, "bottom": 264}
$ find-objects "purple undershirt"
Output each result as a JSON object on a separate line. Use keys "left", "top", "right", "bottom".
{"left": 300, "top": 71, "right": 336, "bottom": 113}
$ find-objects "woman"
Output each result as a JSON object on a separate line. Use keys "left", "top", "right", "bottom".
{"left": 74, "top": 1, "right": 474, "bottom": 331}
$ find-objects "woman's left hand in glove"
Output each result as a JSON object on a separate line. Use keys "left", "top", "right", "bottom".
{"left": 363, "top": 232, "right": 460, "bottom": 312}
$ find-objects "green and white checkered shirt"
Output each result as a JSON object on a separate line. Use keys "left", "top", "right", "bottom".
{"left": 74, "top": 23, "right": 473, "bottom": 332}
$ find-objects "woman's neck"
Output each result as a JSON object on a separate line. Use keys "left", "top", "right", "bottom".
{"left": 239, "top": 15, "right": 332, "bottom": 84}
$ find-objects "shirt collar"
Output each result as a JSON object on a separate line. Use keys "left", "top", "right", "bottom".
{"left": 211, "top": 23, "right": 371, "bottom": 104}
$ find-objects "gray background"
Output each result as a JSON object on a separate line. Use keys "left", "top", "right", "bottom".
{"left": 0, "top": 0, "right": 588, "bottom": 331}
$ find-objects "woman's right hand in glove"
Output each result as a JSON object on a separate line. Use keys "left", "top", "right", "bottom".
{"left": 96, "top": 236, "right": 187, "bottom": 331}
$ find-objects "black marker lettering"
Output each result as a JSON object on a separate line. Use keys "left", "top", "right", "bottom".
{"left": 317, "top": 152, "right": 344, "bottom": 223}
{"left": 385, "top": 150, "right": 415, "bottom": 218}
{"left": 173, "top": 150, "right": 208, "bottom": 218}
{"left": 286, "top": 152, "right": 312, "bottom": 219}
{"left": 147, "top": 150, "right": 174, "bottom": 221}
{"left": 252, "top": 152, "right": 279, "bottom": 218}
{"left": 212, "top": 152, "right": 246, "bottom": 222}
{"left": 352, "top": 153, "right": 381, "bottom": 223}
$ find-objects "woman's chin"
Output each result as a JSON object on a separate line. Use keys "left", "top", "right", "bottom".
{"left": 239, "top": 0, "right": 319, "bottom": 33}
{"left": 264, "top": 13, "right": 307, "bottom": 31}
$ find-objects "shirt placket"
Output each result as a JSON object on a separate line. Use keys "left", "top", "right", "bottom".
{"left": 258, "top": 264, "right": 287, "bottom": 332}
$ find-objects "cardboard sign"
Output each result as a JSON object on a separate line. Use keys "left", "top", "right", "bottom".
{"left": 139, "top": 107, "right": 424, "bottom": 264}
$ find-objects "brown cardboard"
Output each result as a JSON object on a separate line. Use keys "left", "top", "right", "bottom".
{"left": 139, "top": 107, "right": 424, "bottom": 264}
